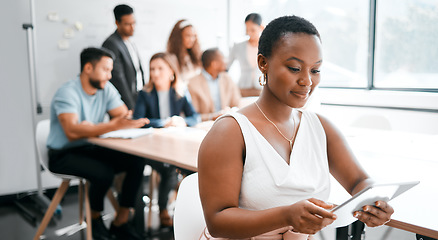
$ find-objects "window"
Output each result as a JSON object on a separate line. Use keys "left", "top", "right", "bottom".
{"left": 374, "top": 0, "right": 438, "bottom": 90}
{"left": 230, "top": 0, "right": 438, "bottom": 91}
{"left": 308, "top": 1, "right": 370, "bottom": 88}
{"left": 229, "top": 0, "right": 369, "bottom": 88}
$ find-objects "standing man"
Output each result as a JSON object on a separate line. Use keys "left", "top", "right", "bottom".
{"left": 188, "top": 48, "right": 241, "bottom": 121}
{"left": 47, "top": 47, "right": 148, "bottom": 240}
{"left": 103, "top": 4, "right": 144, "bottom": 110}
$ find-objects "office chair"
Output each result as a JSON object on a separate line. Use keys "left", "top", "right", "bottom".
{"left": 173, "top": 173, "right": 206, "bottom": 240}
{"left": 33, "top": 119, "right": 118, "bottom": 240}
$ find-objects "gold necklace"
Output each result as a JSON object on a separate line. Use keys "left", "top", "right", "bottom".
{"left": 254, "top": 102, "right": 296, "bottom": 149}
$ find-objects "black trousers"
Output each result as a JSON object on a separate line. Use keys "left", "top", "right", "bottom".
{"left": 49, "top": 144, "right": 145, "bottom": 212}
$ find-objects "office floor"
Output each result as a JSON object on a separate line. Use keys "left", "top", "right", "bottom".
{"left": 0, "top": 186, "right": 416, "bottom": 240}
{"left": 0, "top": 174, "right": 174, "bottom": 240}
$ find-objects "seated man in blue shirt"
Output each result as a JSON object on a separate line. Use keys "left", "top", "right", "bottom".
{"left": 47, "top": 47, "right": 149, "bottom": 240}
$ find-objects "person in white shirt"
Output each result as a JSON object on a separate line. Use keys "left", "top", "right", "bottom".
{"left": 228, "top": 13, "right": 264, "bottom": 97}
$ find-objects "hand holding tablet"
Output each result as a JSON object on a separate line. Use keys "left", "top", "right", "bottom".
{"left": 328, "top": 181, "right": 419, "bottom": 228}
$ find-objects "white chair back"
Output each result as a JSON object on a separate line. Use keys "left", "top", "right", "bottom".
{"left": 173, "top": 173, "right": 206, "bottom": 240}
{"left": 36, "top": 119, "right": 51, "bottom": 171}
{"left": 36, "top": 119, "right": 76, "bottom": 179}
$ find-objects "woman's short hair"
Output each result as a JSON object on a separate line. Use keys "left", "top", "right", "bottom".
{"left": 245, "top": 13, "right": 262, "bottom": 26}
{"left": 258, "top": 15, "right": 320, "bottom": 58}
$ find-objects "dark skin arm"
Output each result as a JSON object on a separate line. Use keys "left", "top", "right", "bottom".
{"left": 318, "top": 114, "right": 393, "bottom": 227}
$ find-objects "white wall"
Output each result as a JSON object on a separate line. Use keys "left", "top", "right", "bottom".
{"left": 0, "top": 0, "right": 60, "bottom": 195}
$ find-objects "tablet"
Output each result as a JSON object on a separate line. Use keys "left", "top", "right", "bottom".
{"left": 329, "top": 181, "right": 420, "bottom": 228}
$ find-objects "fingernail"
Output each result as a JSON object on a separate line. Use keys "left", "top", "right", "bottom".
{"left": 376, "top": 201, "right": 381, "bottom": 207}
{"left": 354, "top": 212, "right": 360, "bottom": 218}
{"left": 364, "top": 206, "right": 369, "bottom": 211}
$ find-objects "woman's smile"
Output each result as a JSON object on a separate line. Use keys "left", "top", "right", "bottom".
{"left": 290, "top": 89, "right": 311, "bottom": 99}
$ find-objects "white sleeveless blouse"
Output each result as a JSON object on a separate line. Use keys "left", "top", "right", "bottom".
{"left": 232, "top": 111, "right": 331, "bottom": 210}
{"left": 201, "top": 111, "right": 331, "bottom": 240}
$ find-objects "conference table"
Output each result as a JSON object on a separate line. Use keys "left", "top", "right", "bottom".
{"left": 89, "top": 126, "right": 205, "bottom": 172}
{"left": 88, "top": 124, "right": 438, "bottom": 239}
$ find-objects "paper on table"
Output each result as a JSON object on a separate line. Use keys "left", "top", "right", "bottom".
{"left": 99, "top": 128, "right": 153, "bottom": 139}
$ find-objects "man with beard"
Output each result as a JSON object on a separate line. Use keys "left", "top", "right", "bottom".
{"left": 47, "top": 47, "right": 149, "bottom": 240}
{"left": 102, "top": 4, "right": 144, "bottom": 110}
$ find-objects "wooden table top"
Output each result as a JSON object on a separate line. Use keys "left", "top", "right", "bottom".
{"left": 89, "top": 127, "right": 209, "bottom": 172}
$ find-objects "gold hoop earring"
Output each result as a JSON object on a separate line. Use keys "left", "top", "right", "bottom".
{"left": 259, "top": 74, "right": 267, "bottom": 86}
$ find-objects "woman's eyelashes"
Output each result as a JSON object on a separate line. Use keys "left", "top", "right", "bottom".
{"left": 311, "top": 69, "right": 321, "bottom": 74}
{"left": 287, "top": 66, "right": 301, "bottom": 72}
{"left": 287, "top": 66, "right": 320, "bottom": 75}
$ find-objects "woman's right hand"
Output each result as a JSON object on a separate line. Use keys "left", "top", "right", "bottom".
{"left": 286, "top": 198, "right": 337, "bottom": 234}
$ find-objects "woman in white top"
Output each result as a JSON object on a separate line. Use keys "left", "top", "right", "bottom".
{"left": 198, "top": 16, "right": 394, "bottom": 239}
{"left": 228, "top": 13, "right": 264, "bottom": 97}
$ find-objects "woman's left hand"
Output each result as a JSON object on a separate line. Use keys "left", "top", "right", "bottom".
{"left": 353, "top": 200, "right": 394, "bottom": 227}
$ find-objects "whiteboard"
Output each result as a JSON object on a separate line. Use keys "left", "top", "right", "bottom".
{"left": 0, "top": 0, "right": 228, "bottom": 196}
{"left": 34, "top": 0, "right": 228, "bottom": 113}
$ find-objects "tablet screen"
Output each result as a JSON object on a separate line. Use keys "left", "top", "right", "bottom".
{"left": 328, "top": 181, "right": 419, "bottom": 228}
